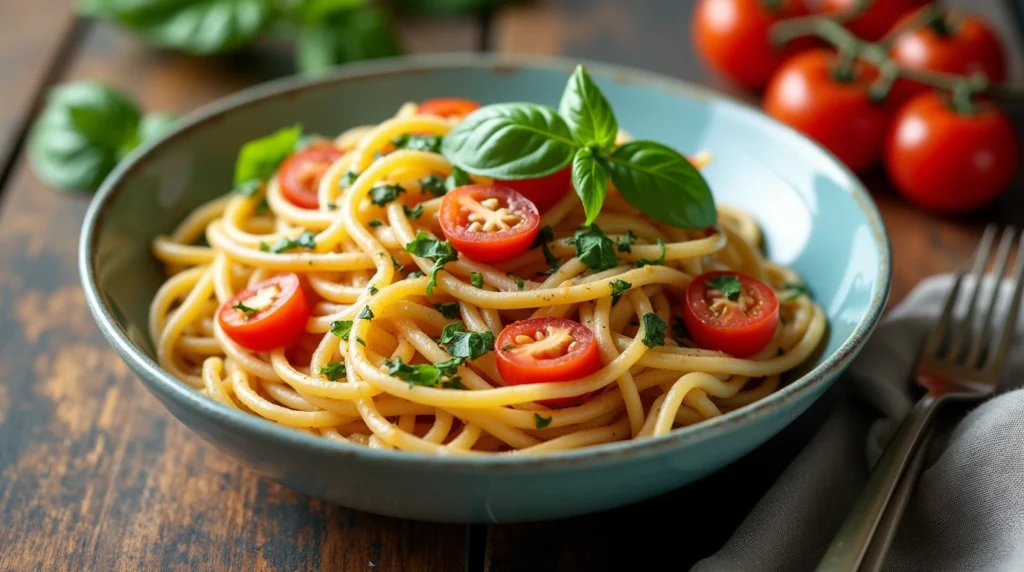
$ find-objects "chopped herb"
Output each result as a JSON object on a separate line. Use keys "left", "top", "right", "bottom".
{"left": 641, "top": 313, "right": 667, "bottom": 348}
{"left": 368, "top": 285, "right": 379, "bottom": 295}
{"left": 419, "top": 173, "right": 447, "bottom": 197}
{"left": 368, "top": 219, "right": 383, "bottom": 228}
{"left": 445, "top": 165, "right": 472, "bottom": 192}
{"left": 356, "top": 337, "right": 366, "bottom": 346}
{"left": 508, "top": 273, "right": 526, "bottom": 291}
{"left": 636, "top": 238, "right": 666, "bottom": 268}
{"left": 392, "top": 133, "right": 443, "bottom": 153}
{"left": 326, "top": 202, "right": 338, "bottom": 211}
{"left": 567, "top": 225, "right": 618, "bottom": 272}
{"left": 231, "top": 300, "right": 258, "bottom": 315}
{"left": 390, "top": 255, "right": 405, "bottom": 272}
{"left": 266, "top": 231, "right": 317, "bottom": 253}
{"left": 384, "top": 356, "right": 463, "bottom": 388}
{"left": 258, "top": 242, "right": 270, "bottom": 252}
{"left": 706, "top": 274, "right": 742, "bottom": 301}
{"left": 434, "top": 302, "right": 460, "bottom": 319}
{"left": 434, "top": 357, "right": 464, "bottom": 376}
{"left": 781, "top": 282, "right": 811, "bottom": 302}
{"left": 617, "top": 230, "right": 637, "bottom": 253}
{"left": 319, "top": 362, "right": 347, "bottom": 381}
{"left": 373, "top": 151, "right": 385, "bottom": 160}
{"left": 672, "top": 318, "right": 688, "bottom": 345}
{"left": 407, "top": 270, "right": 425, "bottom": 279}
{"left": 329, "top": 320, "right": 353, "bottom": 341}
{"left": 339, "top": 170, "right": 358, "bottom": 187}
{"left": 369, "top": 183, "right": 406, "bottom": 206}
{"left": 441, "top": 377, "right": 466, "bottom": 390}
{"left": 533, "top": 413, "right": 553, "bottom": 429}
{"left": 255, "top": 198, "right": 270, "bottom": 214}
{"left": 404, "top": 231, "right": 458, "bottom": 295}
{"left": 470, "top": 272, "right": 483, "bottom": 289}
{"left": 404, "top": 203, "right": 423, "bottom": 220}
{"left": 438, "top": 321, "right": 495, "bottom": 360}
{"left": 531, "top": 225, "right": 560, "bottom": 272}
{"left": 358, "top": 306, "right": 374, "bottom": 321}
{"left": 609, "top": 279, "right": 632, "bottom": 305}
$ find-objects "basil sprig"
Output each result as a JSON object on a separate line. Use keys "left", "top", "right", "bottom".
{"left": 442, "top": 65, "right": 716, "bottom": 229}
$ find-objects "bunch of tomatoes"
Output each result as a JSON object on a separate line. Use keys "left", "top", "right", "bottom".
{"left": 693, "top": 0, "right": 1020, "bottom": 213}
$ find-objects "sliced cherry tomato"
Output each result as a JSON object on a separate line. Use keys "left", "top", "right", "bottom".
{"left": 682, "top": 271, "right": 779, "bottom": 358}
{"left": 439, "top": 184, "right": 540, "bottom": 263}
{"left": 888, "top": 9, "right": 1006, "bottom": 106}
{"left": 495, "top": 165, "right": 572, "bottom": 213}
{"left": 763, "top": 48, "right": 889, "bottom": 173}
{"left": 278, "top": 144, "right": 344, "bottom": 209}
{"left": 884, "top": 91, "right": 1019, "bottom": 213}
{"left": 418, "top": 98, "right": 481, "bottom": 118}
{"left": 692, "top": 0, "right": 814, "bottom": 90}
{"left": 218, "top": 273, "right": 311, "bottom": 352}
{"left": 495, "top": 317, "right": 602, "bottom": 406}
{"left": 821, "top": 0, "right": 930, "bottom": 41}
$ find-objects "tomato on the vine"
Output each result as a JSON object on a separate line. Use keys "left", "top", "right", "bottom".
{"left": 682, "top": 271, "right": 779, "bottom": 358}
{"left": 884, "top": 91, "right": 1019, "bottom": 212}
{"left": 821, "top": 0, "right": 930, "bottom": 41}
{"left": 418, "top": 98, "right": 481, "bottom": 118}
{"left": 692, "top": 0, "right": 814, "bottom": 89}
{"left": 495, "top": 164, "right": 573, "bottom": 213}
{"left": 278, "top": 144, "right": 344, "bottom": 209}
{"left": 218, "top": 273, "right": 312, "bottom": 352}
{"left": 439, "top": 184, "right": 541, "bottom": 263}
{"left": 763, "top": 48, "right": 889, "bottom": 172}
{"left": 495, "top": 317, "right": 602, "bottom": 406}
{"left": 888, "top": 9, "right": 1006, "bottom": 106}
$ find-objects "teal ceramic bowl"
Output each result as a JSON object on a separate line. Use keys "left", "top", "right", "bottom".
{"left": 79, "top": 54, "right": 890, "bottom": 523}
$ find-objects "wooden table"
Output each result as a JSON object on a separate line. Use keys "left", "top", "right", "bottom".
{"left": 1, "top": 1, "right": 1021, "bottom": 570}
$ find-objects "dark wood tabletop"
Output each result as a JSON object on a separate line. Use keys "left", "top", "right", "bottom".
{"left": 1, "top": 0, "right": 1022, "bottom": 570}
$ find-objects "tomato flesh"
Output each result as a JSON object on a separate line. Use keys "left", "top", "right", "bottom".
{"left": 495, "top": 165, "right": 572, "bottom": 213}
{"left": 418, "top": 98, "right": 481, "bottom": 118}
{"left": 218, "top": 273, "right": 311, "bottom": 352}
{"left": 682, "top": 271, "right": 779, "bottom": 358}
{"left": 278, "top": 144, "right": 344, "bottom": 209}
{"left": 439, "top": 184, "right": 540, "bottom": 263}
{"left": 495, "top": 317, "right": 602, "bottom": 406}
{"left": 821, "top": 0, "right": 931, "bottom": 41}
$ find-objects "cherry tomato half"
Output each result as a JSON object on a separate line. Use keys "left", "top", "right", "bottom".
{"left": 495, "top": 317, "right": 602, "bottom": 406}
{"left": 418, "top": 97, "right": 481, "bottom": 118}
{"left": 821, "top": 0, "right": 930, "bottom": 41}
{"left": 884, "top": 91, "right": 1019, "bottom": 213}
{"left": 682, "top": 271, "right": 779, "bottom": 358}
{"left": 495, "top": 164, "right": 573, "bottom": 213}
{"left": 218, "top": 273, "right": 311, "bottom": 352}
{"left": 439, "top": 184, "right": 540, "bottom": 263}
{"left": 278, "top": 144, "right": 344, "bottom": 209}
{"left": 888, "top": 9, "right": 1006, "bottom": 106}
{"left": 692, "top": 0, "right": 814, "bottom": 90}
{"left": 763, "top": 48, "right": 889, "bottom": 173}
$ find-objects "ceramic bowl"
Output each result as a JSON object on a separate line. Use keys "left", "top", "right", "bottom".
{"left": 79, "top": 54, "right": 890, "bottom": 523}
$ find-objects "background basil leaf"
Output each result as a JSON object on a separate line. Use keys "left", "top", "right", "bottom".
{"left": 137, "top": 113, "right": 178, "bottom": 143}
{"left": 571, "top": 148, "right": 609, "bottom": 226}
{"left": 28, "top": 81, "right": 142, "bottom": 192}
{"left": 441, "top": 103, "right": 576, "bottom": 179}
{"left": 607, "top": 141, "right": 717, "bottom": 229}
{"left": 295, "top": 7, "right": 401, "bottom": 75}
{"left": 558, "top": 65, "right": 617, "bottom": 149}
{"left": 233, "top": 124, "right": 302, "bottom": 189}
{"left": 277, "top": 0, "right": 365, "bottom": 24}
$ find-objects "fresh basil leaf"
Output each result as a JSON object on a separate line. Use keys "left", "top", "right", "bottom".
{"left": 558, "top": 64, "right": 618, "bottom": 150}
{"left": 267, "top": 230, "right": 317, "bottom": 253}
{"left": 434, "top": 302, "right": 460, "bottom": 319}
{"left": 369, "top": 183, "right": 406, "bottom": 206}
{"left": 403, "top": 203, "right": 423, "bottom": 220}
{"left": 319, "top": 361, "right": 347, "bottom": 381}
{"left": 420, "top": 173, "right": 447, "bottom": 196}
{"left": 441, "top": 103, "right": 576, "bottom": 179}
{"left": 444, "top": 166, "right": 472, "bottom": 191}
{"left": 393, "top": 133, "right": 443, "bottom": 153}
{"left": 137, "top": 113, "right": 177, "bottom": 143}
{"left": 385, "top": 357, "right": 443, "bottom": 388}
{"left": 571, "top": 148, "right": 610, "bottom": 226}
{"left": 234, "top": 124, "right": 302, "bottom": 193}
{"left": 295, "top": 7, "right": 401, "bottom": 76}
{"left": 567, "top": 225, "right": 617, "bottom": 272}
{"left": 404, "top": 231, "right": 458, "bottom": 295}
{"left": 278, "top": 0, "right": 364, "bottom": 25}
{"left": 609, "top": 279, "right": 632, "bottom": 306}
{"left": 706, "top": 275, "right": 742, "bottom": 301}
{"left": 617, "top": 230, "right": 636, "bottom": 253}
{"left": 533, "top": 413, "right": 553, "bottom": 429}
{"left": 438, "top": 321, "right": 467, "bottom": 346}
{"left": 607, "top": 141, "right": 717, "bottom": 229}
{"left": 635, "top": 238, "right": 666, "bottom": 268}
{"left": 329, "top": 320, "right": 353, "bottom": 340}
{"left": 28, "top": 81, "right": 144, "bottom": 192}
{"left": 640, "top": 313, "right": 667, "bottom": 348}
{"left": 444, "top": 328, "right": 495, "bottom": 361}
{"left": 470, "top": 272, "right": 483, "bottom": 289}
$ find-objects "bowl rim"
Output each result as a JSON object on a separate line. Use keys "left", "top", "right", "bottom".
{"left": 79, "top": 52, "right": 891, "bottom": 471}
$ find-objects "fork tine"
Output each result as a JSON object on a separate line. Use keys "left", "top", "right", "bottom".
{"left": 921, "top": 270, "right": 966, "bottom": 361}
{"left": 946, "top": 225, "right": 997, "bottom": 361}
{"left": 984, "top": 230, "right": 1024, "bottom": 376}
{"left": 966, "top": 227, "right": 1018, "bottom": 367}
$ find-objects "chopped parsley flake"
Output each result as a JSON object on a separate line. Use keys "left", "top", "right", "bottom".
{"left": 390, "top": 255, "right": 405, "bottom": 272}
{"left": 319, "top": 362, "right": 347, "bottom": 381}
{"left": 567, "top": 225, "right": 618, "bottom": 272}
{"left": 617, "top": 230, "right": 637, "bottom": 253}
{"left": 368, "top": 219, "right": 383, "bottom": 228}
{"left": 641, "top": 313, "right": 667, "bottom": 348}
{"left": 264, "top": 231, "right": 317, "bottom": 253}
{"left": 706, "top": 274, "right": 742, "bottom": 301}
{"left": 434, "top": 302, "right": 460, "bottom": 319}
{"left": 508, "top": 273, "right": 526, "bottom": 291}
{"left": 339, "top": 170, "right": 359, "bottom": 187}
{"left": 609, "top": 279, "right": 632, "bottom": 306}
{"left": 368, "top": 285, "right": 379, "bottom": 295}
{"left": 438, "top": 321, "right": 495, "bottom": 361}
{"left": 231, "top": 300, "right": 258, "bottom": 315}
{"left": 404, "top": 231, "right": 458, "bottom": 295}
{"left": 329, "top": 320, "right": 353, "bottom": 341}
{"left": 470, "top": 272, "right": 483, "bottom": 289}
{"left": 392, "top": 133, "right": 443, "bottom": 153}
{"left": 445, "top": 166, "right": 472, "bottom": 191}
{"left": 419, "top": 173, "right": 446, "bottom": 197}
{"left": 369, "top": 183, "right": 406, "bottom": 206}
{"left": 635, "top": 238, "right": 666, "bottom": 268}
{"left": 358, "top": 306, "right": 374, "bottom": 321}
{"left": 404, "top": 203, "right": 424, "bottom": 220}
{"left": 533, "top": 413, "right": 553, "bottom": 429}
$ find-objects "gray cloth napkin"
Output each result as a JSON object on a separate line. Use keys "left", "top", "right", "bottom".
{"left": 693, "top": 275, "right": 1024, "bottom": 572}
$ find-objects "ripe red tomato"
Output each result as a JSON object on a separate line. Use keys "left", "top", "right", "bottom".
{"left": 418, "top": 98, "right": 481, "bottom": 118}
{"left": 495, "top": 164, "right": 573, "bottom": 213}
{"left": 884, "top": 91, "right": 1019, "bottom": 212}
{"left": 439, "top": 184, "right": 540, "bottom": 263}
{"left": 278, "top": 144, "right": 344, "bottom": 209}
{"left": 495, "top": 317, "right": 602, "bottom": 406}
{"left": 888, "top": 10, "right": 1006, "bottom": 106}
{"left": 821, "top": 0, "right": 930, "bottom": 41}
{"left": 763, "top": 49, "right": 889, "bottom": 172}
{"left": 682, "top": 271, "right": 780, "bottom": 357}
{"left": 218, "top": 273, "right": 312, "bottom": 352}
{"left": 692, "top": 0, "right": 814, "bottom": 89}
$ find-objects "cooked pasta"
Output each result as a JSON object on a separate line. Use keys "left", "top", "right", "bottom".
{"left": 149, "top": 98, "right": 825, "bottom": 456}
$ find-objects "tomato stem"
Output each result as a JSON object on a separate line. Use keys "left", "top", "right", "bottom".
{"left": 950, "top": 77, "right": 986, "bottom": 115}
{"left": 921, "top": 4, "right": 956, "bottom": 37}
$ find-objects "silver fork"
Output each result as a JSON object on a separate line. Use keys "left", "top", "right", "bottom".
{"left": 817, "top": 224, "right": 1024, "bottom": 572}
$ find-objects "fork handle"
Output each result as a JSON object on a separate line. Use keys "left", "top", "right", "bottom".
{"left": 815, "top": 394, "right": 942, "bottom": 572}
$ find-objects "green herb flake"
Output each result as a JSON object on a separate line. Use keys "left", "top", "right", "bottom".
{"left": 617, "top": 230, "right": 637, "bottom": 253}
{"left": 329, "top": 320, "right": 353, "bottom": 341}
{"left": 403, "top": 231, "right": 458, "bottom": 295}
{"left": 258, "top": 242, "right": 270, "bottom": 252}
{"left": 635, "top": 238, "right": 666, "bottom": 268}
{"left": 438, "top": 321, "right": 495, "bottom": 361}
{"left": 407, "top": 270, "right": 425, "bottom": 279}
{"left": 368, "top": 219, "right": 383, "bottom": 228}
{"left": 419, "top": 173, "right": 446, "bottom": 197}
{"left": 233, "top": 124, "right": 302, "bottom": 195}
{"left": 508, "top": 274, "right": 526, "bottom": 291}
{"left": 470, "top": 272, "right": 484, "bottom": 289}
{"left": 404, "top": 203, "right": 424, "bottom": 220}
{"left": 609, "top": 279, "right": 632, "bottom": 306}
{"left": 267, "top": 231, "right": 317, "bottom": 254}
{"left": 567, "top": 225, "right": 618, "bottom": 272}
{"left": 640, "top": 313, "right": 667, "bottom": 348}
{"left": 368, "top": 285, "right": 379, "bottom": 295}
{"left": 434, "top": 302, "right": 460, "bottom": 319}
{"left": 444, "top": 166, "right": 472, "bottom": 192}
{"left": 385, "top": 357, "right": 442, "bottom": 388}
{"left": 533, "top": 413, "right": 553, "bottom": 429}
{"left": 441, "top": 377, "right": 466, "bottom": 390}
{"left": 705, "top": 274, "right": 743, "bottom": 302}
{"left": 358, "top": 306, "right": 374, "bottom": 321}
{"left": 319, "top": 362, "right": 347, "bottom": 381}
{"left": 390, "top": 255, "right": 405, "bottom": 272}
{"left": 339, "top": 170, "right": 359, "bottom": 187}
{"left": 356, "top": 337, "right": 366, "bottom": 346}
{"left": 369, "top": 183, "right": 406, "bottom": 206}
{"left": 231, "top": 300, "right": 258, "bottom": 316}
{"left": 392, "top": 133, "right": 443, "bottom": 153}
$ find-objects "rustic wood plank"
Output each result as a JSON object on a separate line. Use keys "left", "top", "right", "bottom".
{"left": 0, "top": 14, "right": 482, "bottom": 572}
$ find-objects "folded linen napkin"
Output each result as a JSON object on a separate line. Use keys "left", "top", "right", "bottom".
{"left": 693, "top": 275, "right": 1024, "bottom": 572}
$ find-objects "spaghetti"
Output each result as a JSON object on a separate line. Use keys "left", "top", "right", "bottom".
{"left": 150, "top": 100, "right": 825, "bottom": 455}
